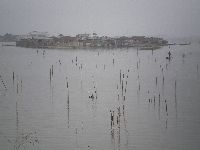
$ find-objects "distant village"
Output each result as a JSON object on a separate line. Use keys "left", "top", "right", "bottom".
{"left": 1, "top": 31, "right": 168, "bottom": 50}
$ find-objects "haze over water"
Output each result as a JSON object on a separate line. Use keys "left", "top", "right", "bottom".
{"left": 0, "top": 42, "right": 200, "bottom": 150}
{"left": 1, "top": 0, "right": 200, "bottom": 37}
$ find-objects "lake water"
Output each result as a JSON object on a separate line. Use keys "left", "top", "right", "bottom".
{"left": 0, "top": 42, "right": 200, "bottom": 150}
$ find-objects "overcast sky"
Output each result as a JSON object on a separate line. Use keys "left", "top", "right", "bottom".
{"left": 0, "top": 0, "right": 200, "bottom": 37}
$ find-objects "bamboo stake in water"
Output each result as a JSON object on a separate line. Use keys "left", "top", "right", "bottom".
{"left": 49, "top": 68, "right": 51, "bottom": 85}
{"left": 13, "top": 72, "right": 15, "bottom": 85}
{"left": 158, "top": 94, "right": 160, "bottom": 119}
{"left": 162, "top": 76, "right": 165, "bottom": 85}
{"left": 51, "top": 65, "right": 53, "bottom": 77}
{"left": 67, "top": 90, "right": 69, "bottom": 128}
{"left": 120, "top": 70, "right": 121, "bottom": 84}
{"left": 20, "top": 80, "right": 22, "bottom": 93}
{"left": 138, "top": 82, "right": 140, "bottom": 91}
{"left": 156, "top": 77, "right": 158, "bottom": 87}
{"left": 17, "top": 82, "right": 18, "bottom": 94}
{"left": 16, "top": 101, "right": 19, "bottom": 137}
{"left": 175, "top": 80, "right": 177, "bottom": 119}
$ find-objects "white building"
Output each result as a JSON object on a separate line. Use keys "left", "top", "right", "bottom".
{"left": 76, "top": 33, "right": 90, "bottom": 40}
{"left": 20, "top": 31, "right": 50, "bottom": 40}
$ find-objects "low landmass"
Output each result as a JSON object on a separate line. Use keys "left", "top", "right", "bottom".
{"left": 0, "top": 33, "right": 19, "bottom": 42}
{"left": 2, "top": 31, "right": 168, "bottom": 50}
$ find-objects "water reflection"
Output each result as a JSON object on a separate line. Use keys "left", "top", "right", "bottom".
{"left": 0, "top": 43, "right": 200, "bottom": 150}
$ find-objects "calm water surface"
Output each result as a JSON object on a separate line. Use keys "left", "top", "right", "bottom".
{"left": 0, "top": 42, "right": 200, "bottom": 150}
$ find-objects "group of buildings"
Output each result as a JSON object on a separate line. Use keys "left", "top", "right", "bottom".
{"left": 16, "top": 31, "right": 168, "bottom": 49}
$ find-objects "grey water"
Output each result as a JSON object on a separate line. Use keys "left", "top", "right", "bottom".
{"left": 0, "top": 42, "right": 200, "bottom": 150}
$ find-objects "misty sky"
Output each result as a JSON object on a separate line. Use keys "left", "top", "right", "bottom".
{"left": 0, "top": 0, "right": 200, "bottom": 37}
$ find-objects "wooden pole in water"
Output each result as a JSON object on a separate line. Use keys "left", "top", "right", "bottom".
{"left": 21, "top": 80, "right": 22, "bottom": 93}
{"left": 16, "top": 101, "right": 19, "bottom": 137}
{"left": 51, "top": 65, "right": 53, "bottom": 77}
{"left": 158, "top": 93, "right": 160, "bottom": 119}
{"left": 113, "top": 110, "right": 115, "bottom": 126}
{"left": 175, "top": 80, "right": 177, "bottom": 119}
{"left": 17, "top": 82, "right": 18, "bottom": 94}
{"left": 13, "top": 72, "right": 15, "bottom": 85}
{"left": 175, "top": 80, "right": 177, "bottom": 100}
{"left": 122, "top": 80, "right": 124, "bottom": 96}
{"left": 139, "top": 83, "right": 140, "bottom": 91}
{"left": 156, "top": 77, "right": 158, "bottom": 87}
{"left": 110, "top": 110, "right": 112, "bottom": 129}
{"left": 49, "top": 68, "right": 52, "bottom": 89}
{"left": 67, "top": 90, "right": 69, "bottom": 128}
{"left": 122, "top": 105, "right": 125, "bottom": 116}
{"left": 165, "top": 99, "right": 168, "bottom": 114}
{"left": 120, "top": 70, "right": 121, "bottom": 84}
{"left": 162, "top": 76, "right": 164, "bottom": 85}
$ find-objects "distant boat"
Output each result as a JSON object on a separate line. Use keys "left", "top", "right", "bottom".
{"left": 1, "top": 42, "right": 16, "bottom": 46}
{"left": 178, "top": 42, "right": 191, "bottom": 45}
{"left": 168, "top": 43, "right": 176, "bottom": 45}
{"left": 2, "top": 44, "right": 15, "bottom": 46}
{"left": 139, "top": 46, "right": 161, "bottom": 50}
